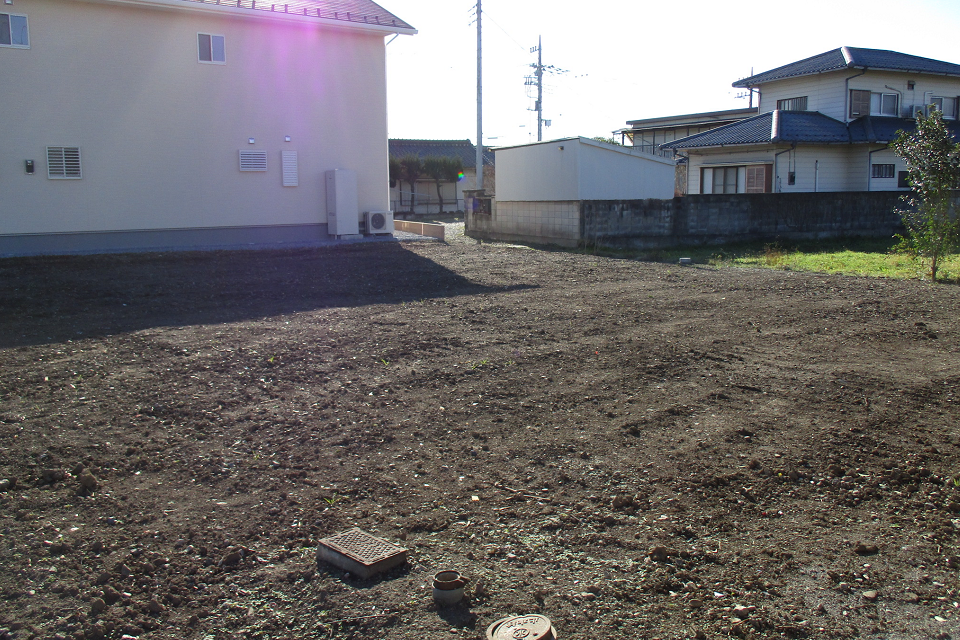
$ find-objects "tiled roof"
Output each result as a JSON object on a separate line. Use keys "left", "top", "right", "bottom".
{"left": 848, "top": 116, "right": 960, "bottom": 143}
{"left": 775, "top": 111, "right": 851, "bottom": 143}
{"left": 389, "top": 139, "right": 495, "bottom": 167}
{"left": 662, "top": 111, "right": 960, "bottom": 150}
{"left": 733, "top": 47, "right": 960, "bottom": 88}
{"left": 662, "top": 111, "right": 848, "bottom": 149}
{"left": 178, "top": 0, "right": 415, "bottom": 31}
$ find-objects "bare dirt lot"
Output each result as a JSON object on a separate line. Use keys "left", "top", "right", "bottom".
{"left": 1, "top": 236, "right": 959, "bottom": 640}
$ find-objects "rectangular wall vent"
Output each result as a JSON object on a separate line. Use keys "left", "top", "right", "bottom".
{"left": 281, "top": 150, "right": 298, "bottom": 186}
{"left": 47, "top": 147, "right": 82, "bottom": 179}
{"left": 239, "top": 150, "right": 268, "bottom": 171}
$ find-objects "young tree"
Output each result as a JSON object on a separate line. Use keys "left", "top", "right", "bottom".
{"left": 423, "top": 156, "right": 464, "bottom": 214}
{"left": 892, "top": 109, "right": 960, "bottom": 282}
{"left": 592, "top": 136, "right": 623, "bottom": 146}
{"left": 398, "top": 155, "right": 424, "bottom": 214}
{"left": 389, "top": 156, "right": 401, "bottom": 189}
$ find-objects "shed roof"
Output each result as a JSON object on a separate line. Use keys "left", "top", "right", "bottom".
{"left": 389, "top": 139, "right": 495, "bottom": 167}
{"left": 733, "top": 47, "right": 960, "bottom": 88}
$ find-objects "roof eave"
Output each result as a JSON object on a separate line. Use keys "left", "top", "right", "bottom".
{"left": 85, "top": 0, "right": 417, "bottom": 34}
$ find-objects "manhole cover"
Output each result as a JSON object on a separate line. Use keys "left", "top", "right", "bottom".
{"left": 486, "top": 615, "right": 555, "bottom": 640}
{"left": 317, "top": 528, "right": 407, "bottom": 579}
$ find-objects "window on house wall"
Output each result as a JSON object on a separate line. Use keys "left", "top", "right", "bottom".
{"left": 871, "top": 164, "right": 895, "bottom": 179}
{"left": 898, "top": 171, "right": 910, "bottom": 188}
{"left": 777, "top": 96, "right": 808, "bottom": 111}
{"left": 850, "top": 90, "right": 898, "bottom": 118}
{"left": 198, "top": 33, "right": 225, "bottom": 64}
{"left": 0, "top": 12, "right": 29, "bottom": 48}
{"left": 712, "top": 166, "right": 738, "bottom": 194}
{"left": 46, "top": 147, "right": 82, "bottom": 179}
{"left": 931, "top": 96, "right": 959, "bottom": 119}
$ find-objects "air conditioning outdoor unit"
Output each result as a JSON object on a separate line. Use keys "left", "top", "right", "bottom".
{"left": 365, "top": 210, "right": 394, "bottom": 235}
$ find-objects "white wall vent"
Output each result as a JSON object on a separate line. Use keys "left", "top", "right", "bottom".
{"left": 46, "top": 146, "right": 82, "bottom": 179}
{"left": 365, "top": 210, "right": 394, "bottom": 234}
{"left": 239, "top": 150, "right": 268, "bottom": 171}
{"left": 281, "top": 150, "right": 298, "bottom": 186}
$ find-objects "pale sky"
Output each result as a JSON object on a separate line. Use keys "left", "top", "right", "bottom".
{"left": 381, "top": 0, "right": 960, "bottom": 148}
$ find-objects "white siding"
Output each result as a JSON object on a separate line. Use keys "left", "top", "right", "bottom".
{"left": 495, "top": 138, "right": 674, "bottom": 202}
{"left": 866, "top": 148, "right": 909, "bottom": 192}
{"left": 759, "top": 74, "right": 847, "bottom": 120}
{"left": 578, "top": 141, "right": 675, "bottom": 200}
{"left": 759, "top": 69, "right": 960, "bottom": 121}
{"left": 496, "top": 141, "right": 581, "bottom": 201}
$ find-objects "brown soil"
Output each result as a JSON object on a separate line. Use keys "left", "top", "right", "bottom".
{"left": 1, "top": 235, "right": 959, "bottom": 640}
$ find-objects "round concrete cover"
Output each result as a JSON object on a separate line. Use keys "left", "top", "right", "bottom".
{"left": 492, "top": 615, "right": 554, "bottom": 640}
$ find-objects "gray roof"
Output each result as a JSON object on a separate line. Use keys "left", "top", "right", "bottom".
{"left": 624, "top": 107, "right": 758, "bottom": 129}
{"left": 662, "top": 111, "right": 960, "bottom": 150}
{"left": 733, "top": 47, "right": 960, "bottom": 88}
{"left": 662, "top": 111, "right": 848, "bottom": 149}
{"left": 389, "top": 139, "right": 495, "bottom": 167}
{"left": 180, "top": 0, "right": 415, "bottom": 31}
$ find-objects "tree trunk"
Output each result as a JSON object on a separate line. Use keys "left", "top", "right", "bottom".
{"left": 435, "top": 180, "right": 445, "bottom": 214}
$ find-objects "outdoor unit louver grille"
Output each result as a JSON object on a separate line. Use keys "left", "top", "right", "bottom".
{"left": 364, "top": 210, "right": 393, "bottom": 234}
{"left": 281, "top": 150, "right": 298, "bottom": 186}
{"left": 46, "top": 146, "right": 82, "bottom": 179}
{"left": 239, "top": 150, "right": 268, "bottom": 171}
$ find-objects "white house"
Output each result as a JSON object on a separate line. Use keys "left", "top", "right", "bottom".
{"left": 663, "top": 47, "right": 960, "bottom": 194}
{"left": 467, "top": 137, "right": 675, "bottom": 247}
{"left": 0, "top": 0, "right": 414, "bottom": 255}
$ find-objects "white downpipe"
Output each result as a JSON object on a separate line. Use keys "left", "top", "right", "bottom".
{"left": 815, "top": 160, "right": 820, "bottom": 193}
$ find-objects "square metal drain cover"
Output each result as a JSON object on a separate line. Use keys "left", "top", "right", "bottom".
{"left": 316, "top": 528, "right": 407, "bottom": 579}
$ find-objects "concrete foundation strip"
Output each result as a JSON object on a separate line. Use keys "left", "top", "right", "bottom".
{"left": 394, "top": 220, "right": 445, "bottom": 240}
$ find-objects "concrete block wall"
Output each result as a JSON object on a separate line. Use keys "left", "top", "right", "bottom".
{"left": 581, "top": 192, "right": 909, "bottom": 249}
{"left": 470, "top": 201, "right": 580, "bottom": 247}
{"left": 467, "top": 191, "right": 947, "bottom": 248}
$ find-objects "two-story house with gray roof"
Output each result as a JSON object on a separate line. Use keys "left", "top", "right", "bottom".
{"left": 0, "top": 0, "right": 414, "bottom": 255}
{"left": 662, "top": 47, "right": 960, "bottom": 195}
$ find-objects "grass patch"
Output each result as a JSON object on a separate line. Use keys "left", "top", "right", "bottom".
{"left": 583, "top": 237, "right": 960, "bottom": 282}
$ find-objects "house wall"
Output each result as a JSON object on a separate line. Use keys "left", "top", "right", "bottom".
{"left": 759, "top": 70, "right": 960, "bottom": 121}
{"left": 758, "top": 74, "right": 847, "bottom": 119}
{"left": 686, "top": 145, "right": 900, "bottom": 194}
{"left": 687, "top": 148, "right": 776, "bottom": 194}
{"left": 0, "top": 0, "right": 391, "bottom": 252}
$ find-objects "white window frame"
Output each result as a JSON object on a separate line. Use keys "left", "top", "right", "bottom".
{"left": 0, "top": 12, "right": 30, "bottom": 49}
{"left": 931, "top": 96, "right": 958, "bottom": 120}
{"left": 46, "top": 146, "right": 82, "bottom": 180}
{"left": 850, "top": 90, "right": 899, "bottom": 118}
{"left": 198, "top": 33, "right": 225, "bottom": 64}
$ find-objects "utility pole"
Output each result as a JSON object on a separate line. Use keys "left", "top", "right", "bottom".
{"left": 536, "top": 36, "right": 543, "bottom": 141}
{"left": 475, "top": 0, "right": 483, "bottom": 190}
{"left": 526, "top": 37, "right": 561, "bottom": 142}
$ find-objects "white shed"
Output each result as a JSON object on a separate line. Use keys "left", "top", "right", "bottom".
{"left": 471, "top": 137, "right": 675, "bottom": 247}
